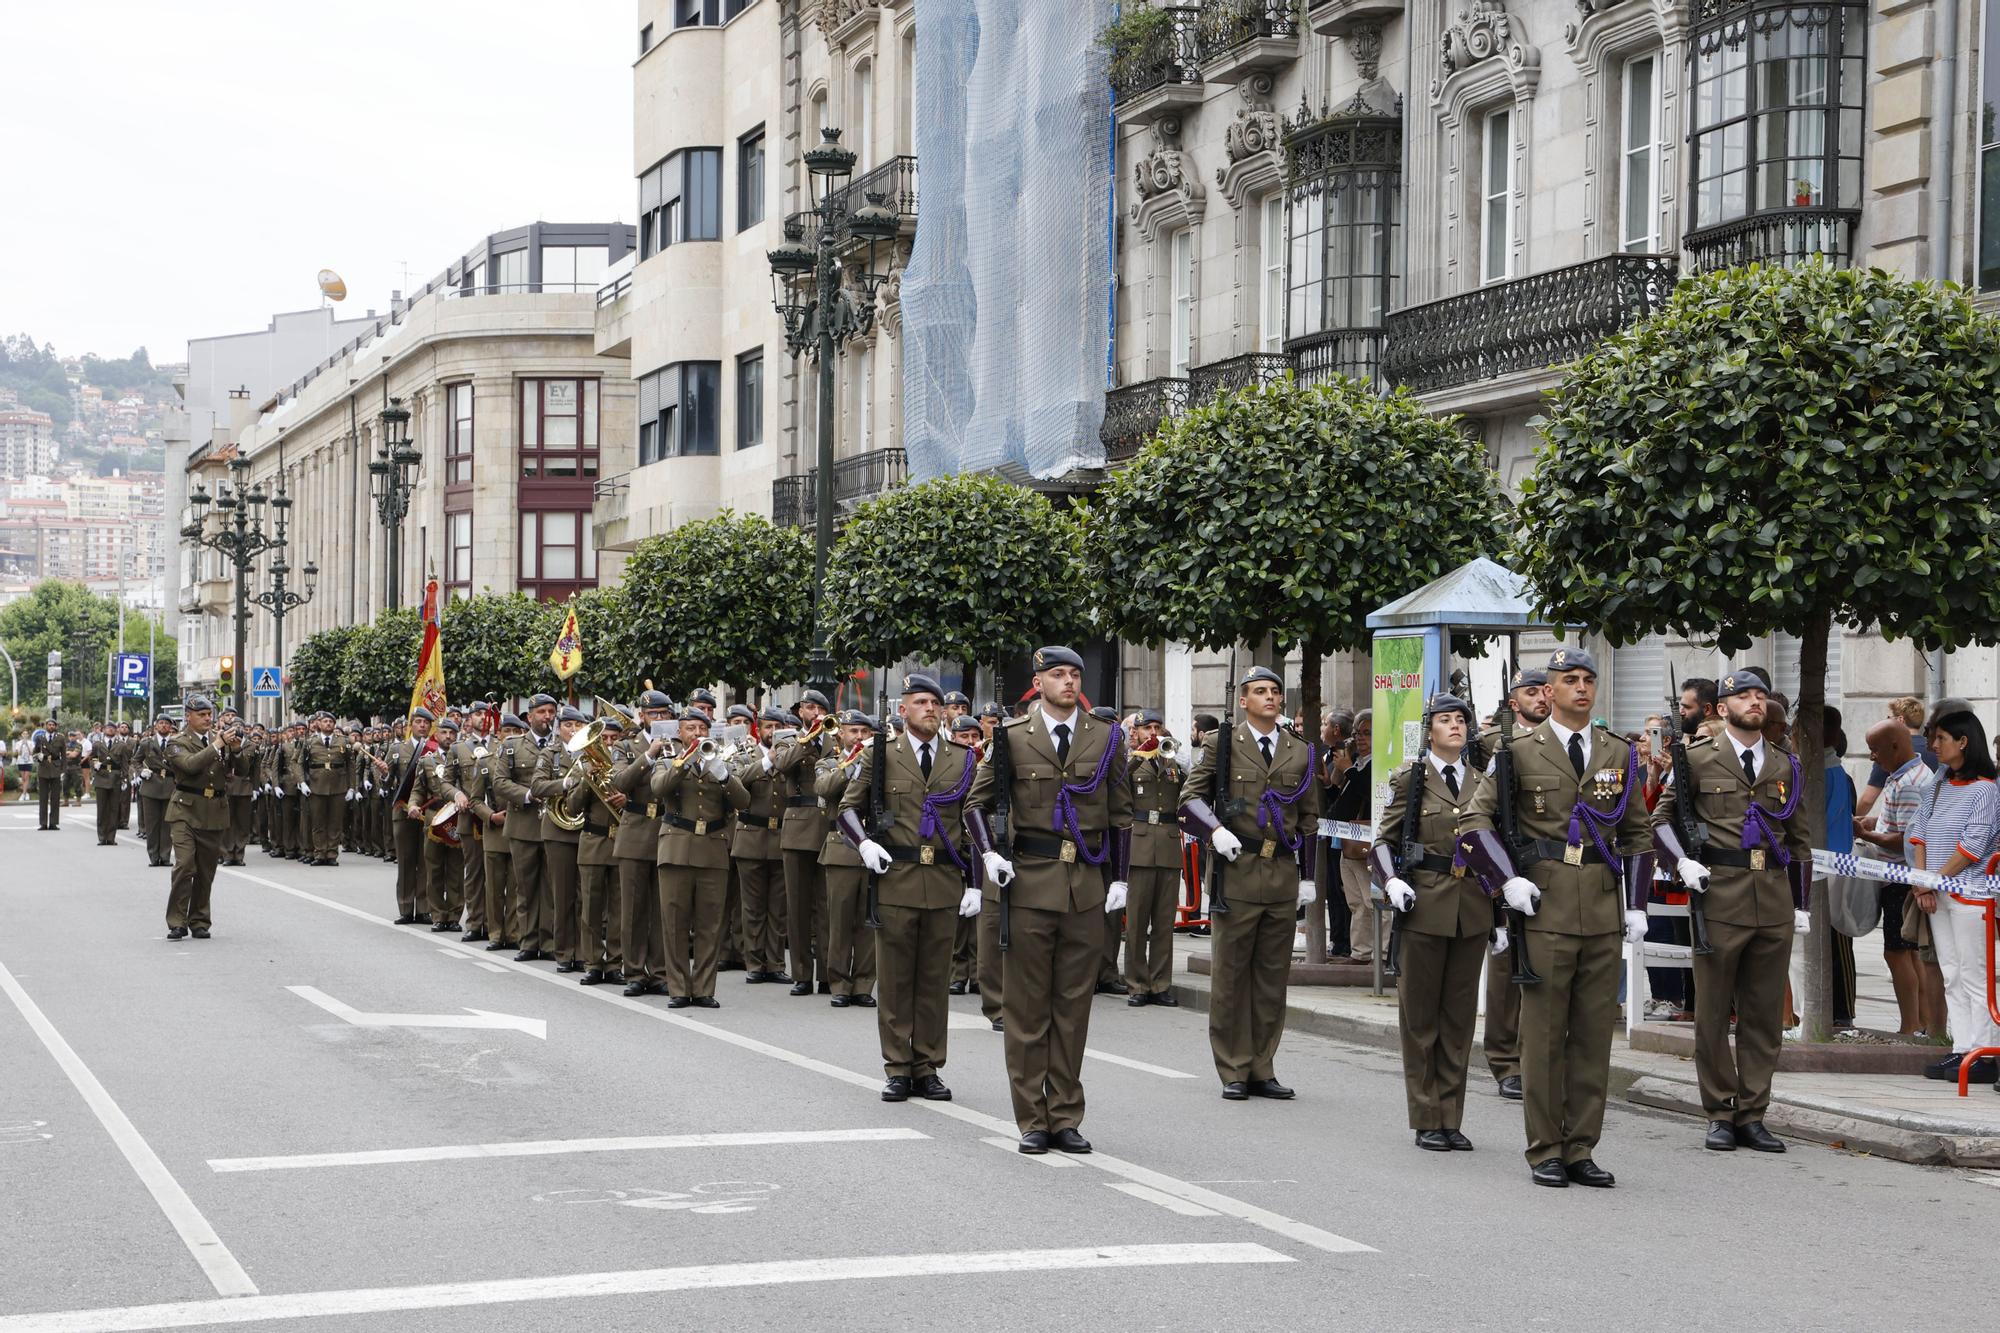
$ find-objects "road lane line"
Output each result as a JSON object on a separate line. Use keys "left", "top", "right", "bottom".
{"left": 0, "top": 1243, "right": 1291, "bottom": 1332}
{"left": 1107, "top": 1182, "right": 1221, "bottom": 1216}
{"left": 0, "top": 959, "right": 258, "bottom": 1298}
{"left": 209, "top": 1126, "right": 929, "bottom": 1173}
{"left": 980, "top": 1136, "right": 1079, "bottom": 1166}
{"left": 946, "top": 1012, "right": 1197, "bottom": 1078}
{"left": 220, "top": 864, "right": 1376, "bottom": 1256}
{"left": 437, "top": 948, "right": 508, "bottom": 973}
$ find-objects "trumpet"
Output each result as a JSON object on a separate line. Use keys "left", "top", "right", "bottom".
{"left": 799, "top": 714, "right": 833, "bottom": 745}
{"left": 1133, "top": 735, "right": 1179, "bottom": 762}
{"left": 671, "top": 737, "right": 718, "bottom": 769}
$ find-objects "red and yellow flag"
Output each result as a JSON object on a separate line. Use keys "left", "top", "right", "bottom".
{"left": 407, "top": 578, "right": 447, "bottom": 730}
{"left": 548, "top": 599, "right": 583, "bottom": 681}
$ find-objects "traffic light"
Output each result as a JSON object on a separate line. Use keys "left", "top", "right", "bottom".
{"left": 218, "top": 655, "right": 235, "bottom": 703}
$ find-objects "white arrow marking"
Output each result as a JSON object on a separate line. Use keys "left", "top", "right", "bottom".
{"left": 286, "top": 986, "right": 545, "bottom": 1040}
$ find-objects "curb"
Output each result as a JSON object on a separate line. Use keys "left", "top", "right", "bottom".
{"left": 1625, "top": 1075, "right": 2000, "bottom": 1167}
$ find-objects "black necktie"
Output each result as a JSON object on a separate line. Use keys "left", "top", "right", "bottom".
{"left": 1445, "top": 765, "right": 1460, "bottom": 800}
{"left": 1742, "top": 748, "right": 1756, "bottom": 787}
{"left": 1567, "top": 733, "right": 1586, "bottom": 779}
{"left": 1053, "top": 723, "right": 1071, "bottom": 767}
{"left": 1260, "top": 736, "right": 1273, "bottom": 766}
{"left": 919, "top": 741, "right": 932, "bottom": 780}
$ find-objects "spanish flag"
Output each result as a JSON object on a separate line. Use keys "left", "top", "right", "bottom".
{"left": 549, "top": 599, "right": 583, "bottom": 681}
{"left": 407, "top": 578, "right": 447, "bottom": 730}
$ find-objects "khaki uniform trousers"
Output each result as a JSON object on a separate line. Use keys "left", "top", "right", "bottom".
{"left": 166, "top": 824, "right": 220, "bottom": 930}
{"left": 1396, "top": 929, "right": 1487, "bottom": 1131}
{"left": 1693, "top": 919, "right": 1793, "bottom": 1121}
{"left": 783, "top": 849, "right": 829, "bottom": 989}
{"left": 392, "top": 814, "right": 425, "bottom": 917}
{"left": 1123, "top": 864, "right": 1179, "bottom": 995}
{"left": 659, "top": 863, "right": 727, "bottom": 998}
{"left": 876, "top": 902, "right": 956, "bottom": 1079}
{"left": 425, "top": 837, "right": 463, "bottom": 926}
{"left": 1520, "top": 930, "right": 1622, "bottom": 1165}
{"left": 461, "top": 833, "right": 487, "bottom": 933}
{"left": 546, "top": 840, "right": 581, "bottom": 964}
{"left": 579, "top": 862, "right": 623, "bottom": 972}
{"left": 735, "top": 858, "right": 784, "bottom": 973}
{"left": 824, "top": 866, "right": 877, "bottom": 997}
{"left": 1001, "top": 901, "right": 1103, "bottom": 1134}
{"left": 619, "top": 857, "right": 663, "bottom": 985}
{"left": 951, "top": 912, "right": 977, "bottom": 986}
{"left": 1206, "top": 896, "right": 1295, "bottom": 1085}
{"left": 484, "top": 839, "right": 515, "bottom": 946}
{"left": 141, "top": 796, "right": 170, "bottom": 864}
{"left": 1484, "top": 947, "right": 1523, "bottom": 1082}
{"left": 510, "top": 840, "right": 549, "bottom": 952}
{"left": 976, "top": 892, "right": 1005, "bottom": 1024}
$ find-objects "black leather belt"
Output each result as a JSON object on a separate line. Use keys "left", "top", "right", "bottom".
{"left": 786, "top": 796, "right": 818, "bottom": 808}
{"left": 1413, "top": 852, "right": 1460, "bottom": 876}
{"left": 1525, "top": 837, "right": 1608, "bottom": 866}
{"left": 744, "top": 814, "right": 783, "bottom": 831}
{"left": 1014, "top": 829, "right": 1095, "bottom": 863}
{"left": 1139, "top": 810, "right": 1173, "bottom": 825}
{"left": 663, "top": 812, "right": 733, "bottom": 835}
{"left": 582, "top": 821, "right": 612, "bottom": 837}
{"left": 1703, "top": 845, "right": 1781, "bottom": 870}
{"left": 883, "top": 841, "right": 958, "bottom": 865}
{"left": 175, "top": 784, "right": 217, "bottom": 797}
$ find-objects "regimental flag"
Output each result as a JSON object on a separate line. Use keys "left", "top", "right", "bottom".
{"left": 549, "top": 599, "right": 583, "bottom": 681}
{"left": 407, "top": 578, "right": 447, "bottom": 733}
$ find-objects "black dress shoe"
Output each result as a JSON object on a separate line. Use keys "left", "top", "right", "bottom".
{"left": 744, "top": 970, "right": 770, "bottom": 984}
{"left": 789, "top": 982, "right": 813, "bottom": 996}
{"left": 1221, "top": 1081, "right": 1249, "bottom": 1101}
{"left": 555, "top": 961, "right": 584, "bottom": 974}
{"left": 1152, "top": 991, "right": 1179, "bottom": 1007}
{"left": 717, "top": 959, "right": 746, "bottom": 972}
{"left": 1051, "top": 1128, "right": 1091, "bottom": 1154}
{"left": 1734, "top": 1121, "right": 1787, "bottom": 1152}
{"left": 463, "top": 929, "right": 488, "bottom": 942}
{"left": 1498, "top": 1075, "right": 1524, "bottom": 1100}
{"left": 394, "top": 915, "right": 419, "bottom": 925}
{"left": 1565, "top": 1159, "right": 1615, "bottom": 1188}
{"left": 1705, "top": 1120, "right": 1738, "bottom": 1152}
{"left": 767, "top": 971, "right": 792, "bottom": 984}
{"left": 990, "top": 1018, "right": 1004, "bottom": 1031}
{"left": 948, "top": 981, "right": 967, "bottom": 995}
{"left": 1530, "top": 1158, "right": 1569, "bottom": 1187}
{"left": 881, "top": 1076, "right": 912, "bottom": 1102}
{"left": 603, "top": 970, "right": 625, "bottom": 985}
{"left": 1415, "top": 1130, "right": 1453, "bottom": 1152}
{"left": 1096, "top": 979, "right": 1130, "bottom": 996}
{"left": 817, "top": 981, "right": 831, "bottom": 994}
{"left": 166, "top": 926, "right": 187, "bottom": 940}
{"left": 1247, "top": 1078, "right": 1295, "bottom": 1100}
{"left": 1924, "top": 1052, "right": 1965, "bottom": 1080}
{"left": 915, "top": 1074, "right": 952, "bottom": 1101}
{"left": 579, "top": 970, "right": 607, "bottom": 986}
{"left": 430, "top": 922, "right": 456, "bottom": 933}
{"left": 190, "top": 927, "right": 210, "bottom": 939}
{"left": 830, "top": 994, "right": 851, "bottom": 1008}
{"left": 666, "top": 996, "right": 693, "bottom": 1008}
{"left": 1018, "top": 1130, "right": 1051, "bottom": 1154}
{"left": 967, "top": 981, "right": 980, "bottom": 994}
{"left": 1127, "top": 992, "right": 1153, "bottom": 1007}
{"left": 622, "top": 981, "right": 653, "bottom": 996}
{"left": 1446, "top": 1130, "right": 1474, "bottom": 1152}
{"left": 692, "top": 996, "right": 720, "bottom": 1009}
{"left": 484, "top": 939, "right": 509, "bottom": 952}
{"left": 513, "top": 950, "right": 541, "bottom": 962}
{"left": 850, "top": 994, "right": 876, "bottom": 1008}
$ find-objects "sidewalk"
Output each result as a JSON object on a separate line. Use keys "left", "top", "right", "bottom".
{"left": 1165, "top": 930, "right": 2000, "bottom": 1167}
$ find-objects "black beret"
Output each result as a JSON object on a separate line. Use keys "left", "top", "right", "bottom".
{"left": 436, "top": 716, "right": 460, "bottom": 732}
{"left": 978, "top": 702, "right": 1004, "bottom": 719}
{"left": 598, "top": 714, "right": 626, "bottom": 732}
{"left": 528, "top": 693, "right": 558, "bottom": 709}
{"left": 1090, "top": 705, "right": 1120, "bottom": 721}
{"left": 1032, "top": 646, "right": 1083, "bottom": 672}
{"left": 1241, "top": 666, "right": 1284, "bottom": 689}
{"left": 901, "top": 673, "right": 944, "bottom": 701}
{"left": 759, "top": 706, "right": 791, "bottom": 723}
{"left": 1717, "top": 668, "right": 1772, "bottom": 699}
{"left": 837, "top": 709, "right": 877, "bottom": 730}
{"left": 1139, "top": 708, "right": 1165, "bottom": 725}
{"left": 682, "top": 706, "right": 713, "bottom": 726}
{"left": 689, "top": 688, "right": 718, "bottom": 705}
{"left": 638, "top": 689, "right": 674, "bottom": 709}
{"left": 1424, "top": 693, "right": 1475, "bottom": 724}
{"left": 796, "top": 689, "right": 832, "bottom": 711}
{"left": 500, "top": 712, "right": 526, "bottom": 729}
{"left": 727, "top": 704, "right": 756, "bottom": 721}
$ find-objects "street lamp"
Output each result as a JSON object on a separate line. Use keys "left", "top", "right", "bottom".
{"left": 185, "top": 456, "right": 277, "bottom": 711}
{"left": 248, "top": 470, "right": 318, "bottom": 721}
{"left": 369, "top": 395, "right": 420, "bottom": 611}
{"left": 767, "top": 126, "right": 898, "bottom": 699}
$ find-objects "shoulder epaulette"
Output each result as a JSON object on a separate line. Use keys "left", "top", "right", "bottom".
{"left": 999, "top": 715, "right": 1029, "bottom": 728}
{"left": 1687, "top": 734, "right": 1716, "bottom": 750}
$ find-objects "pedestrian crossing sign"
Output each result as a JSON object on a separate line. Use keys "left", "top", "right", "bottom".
{"left": 250, "top": 667, "right": 283, "bottom": 698}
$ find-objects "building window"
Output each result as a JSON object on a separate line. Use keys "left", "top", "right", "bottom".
{"left": 855, "top": 344, "right": 875, "bottom": 446}
{"left": 541, "top": 246, "right": 607, "bottom": 292}
{"left": 1258, "top": 195, "right": 1285, "bottom": 351}
{"left": 853, "top": 61, "right": 875, "bottom": 172}
{"left": 899, "top": 28, "right": 917, "bottom": 155}
{"left": 724, "top": 0, "right": 751, "bottom": 15}
{"left": 736, "top": 351, "right": 764, "bottom": 449}
{"left": 639, "top": 22, "right": 653, "bottom": 53}
{"left": 446, "top": 512, "right": 472, "bottom": 596}
{"left": 1283, "top": 111, "right": 1401, "bottom": 356}
{"left": 636, "top": 362, "right": 723, "bottom": 463}
{"left": 639, "top": 149, "right": 724, "bottom": 259}
{"left": 1688, "top": 0, "right": 1865, "bottom": 265}
{"left": 466, "top": 260, "right": 486, "bottom": 294}
{"left": 1169, "top": 228, "right": 1194, "bottom": 377}
{"left": 1481, "top": 107, "right": 1514, "bottom": 284}
{"left": 1621, "top": 54, "right": 1661, "bottom": 253}
{"left": 738, "top": 128, "right": 767, "bottom": 231}
{"left": 518, "top": 510, "right": 594, "bottom": 601}
{"left": 519, "top": 379, "right": 600, "bottom": 478}
{"left": 1978, "top": 0, "right": 2000, "bottom": 287}
{"left": 676, "top": 0, "right": 713, "bottom": 27}
{"left": 445, "top": 382, "right": 474, "bottom": 484}
{"left": 494, "top": 248, "right": 528, "bottom": 292}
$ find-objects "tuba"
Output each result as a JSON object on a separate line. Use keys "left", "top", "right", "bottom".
{"left": 550, "top": 718, "right": 621, "bottom": 832}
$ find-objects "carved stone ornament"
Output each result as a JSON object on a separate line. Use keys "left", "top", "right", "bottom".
{"left": 1442, "top": 0, "right": 1521, "bottom": 72}
{"left": 876, "top": 239, "right": 913, "bottom": 337}
{"left": 1132, "top": 115, "right": 1207, "bottom": 214}
{"left": 1221, "top": 74, "right": 1282, "bottom": 173}
{"left": 1347, "top": 20, "right": 1385, "bottom": 83}
{"left": 816, "top": 0, "right": 883, "bottom": 40}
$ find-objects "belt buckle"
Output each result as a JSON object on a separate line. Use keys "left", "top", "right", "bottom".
{"left": 693, "top": 818, "right": 707, "bottom": 836}
{"left": 1260, "top": 839, "right": 1277, "bottom": 859}
{"left": 1451, "top": 862, "right": 1466, "bottom": 879}
{"left": 647, "top": 803, "right": 658, "bottom": 819}
{"left": 203, "top": 788, "right": 215, "bottom": 799}
{"left": 1059, "top": 841, "right": 1077, "bottom": 864}
{"left": 920, "top": 845, "right": 936, "bottom": 865}
{"left": 1563, "top": 843, "right": 1584, "bottom": 866}
{"left": 1749, "top": 848, "right": 1766, "bottom": 872}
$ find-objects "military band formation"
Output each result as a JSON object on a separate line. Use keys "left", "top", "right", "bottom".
{"left": 92, "top": 643, "right": 1805, "bottom": 1181}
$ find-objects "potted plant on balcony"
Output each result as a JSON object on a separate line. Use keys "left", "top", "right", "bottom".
{"left": 1098, "top": 4, "right": 1173, "bottom": 88}
{"left": 1792, "top": 177, "right": 1816, "bottom": 207}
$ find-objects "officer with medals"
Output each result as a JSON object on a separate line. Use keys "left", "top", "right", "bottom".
{"left": 651, "top": 705, "right": 751, "bottom": 1007}
{"left": 839, "top": 672, "right": 981, "bottom": 1102}
{"left": 966, "top": 645, "right": 1133, "bottom": 1154}
{"left": 1458, "top": 647, "right": 1654, "bottom": 1188}
{"left": 1123, "top": 709, "right": 1185, "bottom": 1006}
{"left": 816, "top": 710, "right": 880, "bottom": 1007}
{"left": 1477, "top": 665, "right": 1550, "bottom": 1101}
{"left": 614, "top": 691, "right": 675, "bottom": 994}
{"left": 1372, "top": 694, "right": 1495, "bottom": 1151}
{"left": 772, "top": 689, "right": 835, "bottom": 996}
{"left": 1651, "top": 668, "right": 1810, "bottom": 1154}
{"left": 1180, "top": 666, "right": 1319, "bottom": 1100}
{"left": 163, "top": 696, "right": 237, "bottom": 940}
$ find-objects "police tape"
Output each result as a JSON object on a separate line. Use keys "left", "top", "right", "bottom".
{"left": 1812, "top": 850, "right": 2000, "bottom": 903}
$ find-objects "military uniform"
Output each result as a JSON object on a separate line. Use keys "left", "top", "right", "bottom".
{"left": 531, "top": 719, "right": 586, "bottom": 967}
{"left": 300, "top": 725, "right": 355, "bottom": 864}
{"left": 413, "top": 731, "right": 464, "bottom": 929}
{"left": 163, "top": 707, "right": 234, "bottom": 937}
{"left": 1474, "top": 725, "right": 1524, "bottom": 1092}
{"left": 90, "top": 731, "right": 131, "bottom": 845}
{"left": 134, "top": 726, "right": 175, "bottom": 864}
{"left": 651, "top": 733, "right": 752, "bottom": 1002}
{"left": 611, "top": 724, "right": 666, "bottom": 992}
{"left": 1124, "top": 731, "right": 1186, "bottom": 1002}
{"left": 571, "top": 723, "right": 626, "bottom": 981}
{"left": 465, "top": 725, "right": 517, "bottom": 949}
{"left": 730, "top": 724, "right": 790, "bottom": 982}
{"left": 772, "top": 716, "right": 834, "bottom": 993}
{"left": 491, "top": 720, "right": 556, "bottom": 957}
{"left": 35, "top": 730, "right": 63, "bottom": 829}
{"left": 384, "top": 728, "right": 434, "bottom": 919}
{"left": 816, "top": 743, "right": 878, "bottom": 1001}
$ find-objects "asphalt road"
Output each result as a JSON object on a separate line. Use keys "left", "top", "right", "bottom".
{"left": 2, "top": 802, "right": 1992, "bottom": 1332}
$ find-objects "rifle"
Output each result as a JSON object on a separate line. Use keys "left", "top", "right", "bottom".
{"left": 992, "top": 707, "right": 1015, "bottom": 950}
{"left": 1666, "top": 667, "right": 1714, "bottom": 956}
{"left": 1492, "top": 677, "right": 1543, "bottom": 985}
{"left": 864, "top": 679, "right": 890, "bottom": 931}
{"left": 1382, "top": 708, "right": 1432, "bottom": 980}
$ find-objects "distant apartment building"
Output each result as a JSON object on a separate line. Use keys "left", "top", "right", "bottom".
{"left": 0, "top": 408, "right": 57, "bottom": 475}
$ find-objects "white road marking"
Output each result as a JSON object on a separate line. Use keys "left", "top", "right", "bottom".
{"left": 0, "top": 959, "right": 258, "bottom": 1298}
{"left": 286, "top": 985, "right": 546, "bottom": 1039}
{"left": 208, "top": 1126, "right": 927, "bottom": 1173}
{"left": 981, "top": 1135, "right": 1079, "bottom": 1166}
{"left": 0, "top": 1244, "right": 1290, "bottom": 1333}
{"left": 226, "top": 867, "right": 1377, "bottom": 1256}
{"left": 946, "top": 1012, "right": 1197, "bottom": 1079}
{"left": 436, "top": 947, "right": 508, "bottom": 973}
{"left": 1107, "top": 1181, "right": 1221, "bottom": 1216}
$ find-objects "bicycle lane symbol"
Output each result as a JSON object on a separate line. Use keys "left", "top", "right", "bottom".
{"left": 530, "top": 1181, "right": 781, "bottom": 1215}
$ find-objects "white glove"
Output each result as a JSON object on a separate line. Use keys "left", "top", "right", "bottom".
{"left": 1490, "top": 926, "right": 1509, "bottom": 955}
{"left": 958, "top": 886, "right": 982, "bottom": 917}
{"left": 1106, "top": 881, "right": 1129, "bottom": 913}
{"left": 364, "top": 780, "right": 374, "bottom": 792}
{"left": 1384, "top": 877, "right": 1416, "bottom": 913}
{"left": 703, "top": 757, "right": 730, "bottom": 783}
{"left": 1794, "top": 909, "right": 1811, "bottom": 934}
{"left": 1623, "top": 909, "right": 1650, "bottom": 944}
{"left": 982, "top": 850, "right": 1015, "bottom": 887}
{"left": 1211, "top": 827, "right": 1243, "bottom": 862}
{"left": 1296, "top": 878, "right": 1315, "bottom": 907}
{"left": 1676, "top": 858, "right": 1711, "bottom": 893}
{"left": 857, "top": 838, "right": 893, "bottom": 874}
{"left": 759, "top": 750, "right": 774, "bottom": 774}
{"left": 139, "top": 768, "right": 152, "bottom": 780}
{"left": 297, "top": 782, "right": 310, "bottom": 795}
{"left": 1501, "top": 877, "right": 1540, "bottom": 916}
{"left": 345, "top": 789, "right": 355, "bottom": 802}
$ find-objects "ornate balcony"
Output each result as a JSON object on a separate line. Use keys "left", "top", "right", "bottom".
{"left": 1197, "top": 0, "right": 1301, "bottom": 82}
{"left": 784, "top": 156, "right": 919, "bottom": 251}
{"left": 1288, "top": 328, "right": 1388, "bottom": 388}
{"left": 771, "top": 447, "right": 909, "bottom": 530}
{"left": 1685, "top": 207, "right": 1858, "bottom": 275}
{"left": 1307, "top": 0, "right": 1405, "bottom": 36}
{"left": 1381, "top": 253, "right": 1679, "bottom": 396}
{"left": 1100, "top": 376, "right": 1190, "bottom": 463}
{"left": 1109, "top": 5, "right": 1205, "bottom": 126}
{"left": 1189, "top": 351, "right": 1295, "bottom": 405}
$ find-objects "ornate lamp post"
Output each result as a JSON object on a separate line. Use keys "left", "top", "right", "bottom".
{"left": 767, "top": 126, "right": 899, "bottom": 698}
{"left": 247, "top": 470, "right": 318, "bottom": 721}
{"left": 368, "top": 396, "right": 421, "bottom": 611}
{"left": 183, "top": 456, "right": 276, "bottom": 712}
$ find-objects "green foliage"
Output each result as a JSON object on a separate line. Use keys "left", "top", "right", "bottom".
{"left": 616, "top": 513, "right": 816, "bottom": 693}
{"left": 0, "top": 580, "right": 178, "bottom": 718}
{"left": 1088, "top": 376, "right": 1505, "bottom": 656}
{"left": 288, "top": 624, "right": 362, "bottom": 716}
{"left": 824, "top": 474, "right": 1087, "bottom": 670}
{"left": 1517, "top": 262, "right": 2000, "bottom": 654}
{"left": 341, "top": 608, "right": 421, "bottom": 720}
{"left": 1097, "top": 4, "right": 1171, "bottom": 84}
{"left": 0, "top": 334, "right": 75, "bottom": 430}
{"left": 544, "top": 584, "right": 637, "bottom": 703}
{"left": 438, "top": 593, "right": 552, "bottom": 703}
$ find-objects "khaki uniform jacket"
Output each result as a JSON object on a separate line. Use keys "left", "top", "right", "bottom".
{"left": 90, "top": 736, "right": 132, "bottom": 790}
{"left": 1127, "top": 752, "right": 1186, "bottom": 868}
{"left": 772, "top": 732, "right": 832, "bottom": 853}
{"left": 301, "top": 733, "right": 356, "bottom": 796}
{"left": 839, "top": 732, "right": 974, "bottom": 909}
{"left": 1182, "top": 722, "right": 1320, "bottom": 903}
{"left": 569, "top": 736, "right": 629, "bottom": 868}
{"left": 277, "top": 737, "right": 307, "bottom": 792}
{"left": 443, "top": 738, "right": 487, "bottom": 843}
{"left": 225, "top": 743, "right": 262, "bottom": 795}
{"left": 1374, "top": 759, "right": 1491, "bottom": 938}
{"left": 163, "top": 731, "right": 231, "bottom": 831}
{"left": 134, "top": 734, "right": 174, "bottom": 799}
{"left": 409, "top": 743, "right": 456, "bottom": 819}
{"left": 816, "top": 752, "right": 865, "bottom": 868}
{"left": 257, "top": 737, "right": 282, "bottom": 792}
{"left": 611, "top": 747, "right": 663, "bottom": 861}
{"left": 531, "top": 742, "right": 583, "bottom": 846}
{"left": 488, "top": 731, "right": 553, "bottom": 842}
{"left": 966, "top": 710, "right": 1133, "bottom": 913}
{"left": 729, "top": 749, "right": 785, "bottom": 859}
{"left": 1460, "top": 720, "right": 1652, "bottom": 937}
{"left": 1651, "top": 735, "right": 1810, "bottom": 929}
{"left": 651, "top": 752, "right": 751, "bottom": 869}
{"left": 462, "top": 735, "right": 509, "bottom": 849}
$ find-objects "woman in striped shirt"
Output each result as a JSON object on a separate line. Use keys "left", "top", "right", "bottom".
{"left": 1911, "top": 711, "right": 2000, "bottom": 1085}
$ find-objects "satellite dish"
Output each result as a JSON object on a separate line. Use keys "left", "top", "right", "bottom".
{"left": 317, "top": 270, "right": 347, "bottom": 301}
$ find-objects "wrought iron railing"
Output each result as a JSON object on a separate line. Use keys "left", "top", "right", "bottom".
{"left": 592, "top": 472, "right": 630, "bottom": 523}
{"left": 772, "top": 473, "right": 812, "bottom": 529}
{"left": 785, "top": 156, "right": 919, "bottom": 251}
{"left": 1288, "top": 328, "right": 1389, "bottom": 388}
{"left": 1684, "top": 207, "right": 1859, "bottom": 275}
{"left": 1198, "top": 0, "right": 1300, "bottom": 58}
{"left": 1109, "top": 5, "right": 1204, "bottom": 102}
{"left": 771, "top": 447, "right": 909, "bottom": 529}
{"left": 1189, "top": 352, "right": 1295, "bottom": 404}
{"left": 1100, "top": 376, "right": 1191, "bottom": 462}
{"left": 1381, "top": 253, "right": 1679, "bottom": 395}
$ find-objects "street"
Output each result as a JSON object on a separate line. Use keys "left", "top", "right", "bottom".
{"left": 3, "top": 807, "right": 1992, "bottom": 1333}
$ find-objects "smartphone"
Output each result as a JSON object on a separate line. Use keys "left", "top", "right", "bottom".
{"left": 1647, "top": 724, "right": 1663, "bottom": 752}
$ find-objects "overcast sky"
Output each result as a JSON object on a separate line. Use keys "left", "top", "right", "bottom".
{"left": 0, "top": 1, "right": 634, "bottom": 363}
